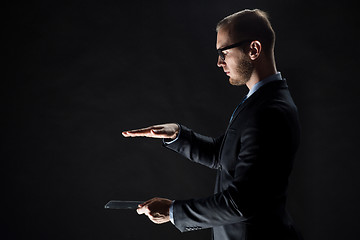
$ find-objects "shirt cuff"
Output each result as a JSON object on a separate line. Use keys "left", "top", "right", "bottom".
{"left": 169, "top": 200, "right": 175, "bottom": 225}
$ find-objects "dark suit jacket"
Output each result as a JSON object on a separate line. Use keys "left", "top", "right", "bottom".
{"left": 164, "top": 80, "right": 302, "bottom": 240}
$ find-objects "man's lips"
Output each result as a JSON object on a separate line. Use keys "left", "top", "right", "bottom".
{"left": 223, "top": 68, "right": 230, "bottom": 75}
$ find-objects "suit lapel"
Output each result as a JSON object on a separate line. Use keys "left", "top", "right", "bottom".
{"left": 217, "top": 80, "right": 288, "bottom": 168}
{"left": 228, "top": 80, "right": 288, "bottom": 127}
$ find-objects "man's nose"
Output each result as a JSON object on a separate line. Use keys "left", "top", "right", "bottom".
{"left": 217, "top": 56, "right": 225, "bottom": 67}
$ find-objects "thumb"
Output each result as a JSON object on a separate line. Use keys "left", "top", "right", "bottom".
{"left": 137, "top": 205, "right": 147, "bottom": 215}
{"left": 151, "top": 129, "right": 163, "bottom": 134}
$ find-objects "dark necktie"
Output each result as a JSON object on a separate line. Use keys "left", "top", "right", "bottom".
{"left": 229, "top": 95, "right": 247, "bottom": 122}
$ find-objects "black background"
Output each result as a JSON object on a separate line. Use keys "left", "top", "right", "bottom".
{"left": 3, "top": 0, "right": 360, "bottom": 239}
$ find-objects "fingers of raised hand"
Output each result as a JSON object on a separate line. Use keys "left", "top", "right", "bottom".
{"left": 122, "top": 124, "right": 178, "bottom": 139}
{"left": 122, "top": 126, "right": 171, "bottom": 138}
{"left": 122, "top": 126, "right": 162, "bottom": 138}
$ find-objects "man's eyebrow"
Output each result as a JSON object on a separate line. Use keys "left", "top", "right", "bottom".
{"left": 217, "top": 46, "right": 228, "bottom": 51}
{"left": 217, "top": 42, "right": 232, "bottom": 50}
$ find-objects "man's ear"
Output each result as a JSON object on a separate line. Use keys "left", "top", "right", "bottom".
{"left": 249, "top": 40, "right": 262, "bottom": 60}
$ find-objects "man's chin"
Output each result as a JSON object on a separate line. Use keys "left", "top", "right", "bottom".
{"left": 229, "top": 77, "right": 247, "bottom": 86}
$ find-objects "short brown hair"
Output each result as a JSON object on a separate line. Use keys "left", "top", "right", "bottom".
{"left": 216, "top": 9, "right": 275, "bottom": 57}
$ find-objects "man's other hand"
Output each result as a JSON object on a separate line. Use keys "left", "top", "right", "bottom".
{"left": 137, "top": 197, "right": 172, "bottom": 224}
{"left": 122, "top": 123, "right": 179, "bottom": 140}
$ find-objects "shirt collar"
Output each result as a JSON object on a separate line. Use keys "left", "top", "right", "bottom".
{"left": 247, "top": 72, "right": 283, "bottom": 98}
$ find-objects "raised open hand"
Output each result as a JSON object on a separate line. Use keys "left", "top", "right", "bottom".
{"left": 122, "top": 123, "right": 179, "bottom": 140}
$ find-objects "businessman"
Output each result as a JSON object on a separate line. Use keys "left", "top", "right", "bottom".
{"left": 122, "top": 9, "right": 302, "bottom": 240}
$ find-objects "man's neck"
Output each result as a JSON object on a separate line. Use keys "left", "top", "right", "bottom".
{"left": 246, "top": 65, "right": 277, "bottom": 90}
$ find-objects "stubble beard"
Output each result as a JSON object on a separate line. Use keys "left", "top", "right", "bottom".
{"left": 229, "top": 57, "right": 254, "bottom": 86}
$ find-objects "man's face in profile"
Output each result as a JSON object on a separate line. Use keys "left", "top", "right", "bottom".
{"left": 216, "top": 27, "right": 253, "bottom": 86}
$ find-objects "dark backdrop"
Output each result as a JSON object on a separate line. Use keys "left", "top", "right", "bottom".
{"left": 3, "top": 0, "right": 360, "bottom": 239}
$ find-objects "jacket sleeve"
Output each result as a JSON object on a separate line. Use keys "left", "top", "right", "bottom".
{"left": 163, "top": 125, "right": 224, "bottom": 169}
{"left": 171, "top": 106, "right": 299, "bottom": 232}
